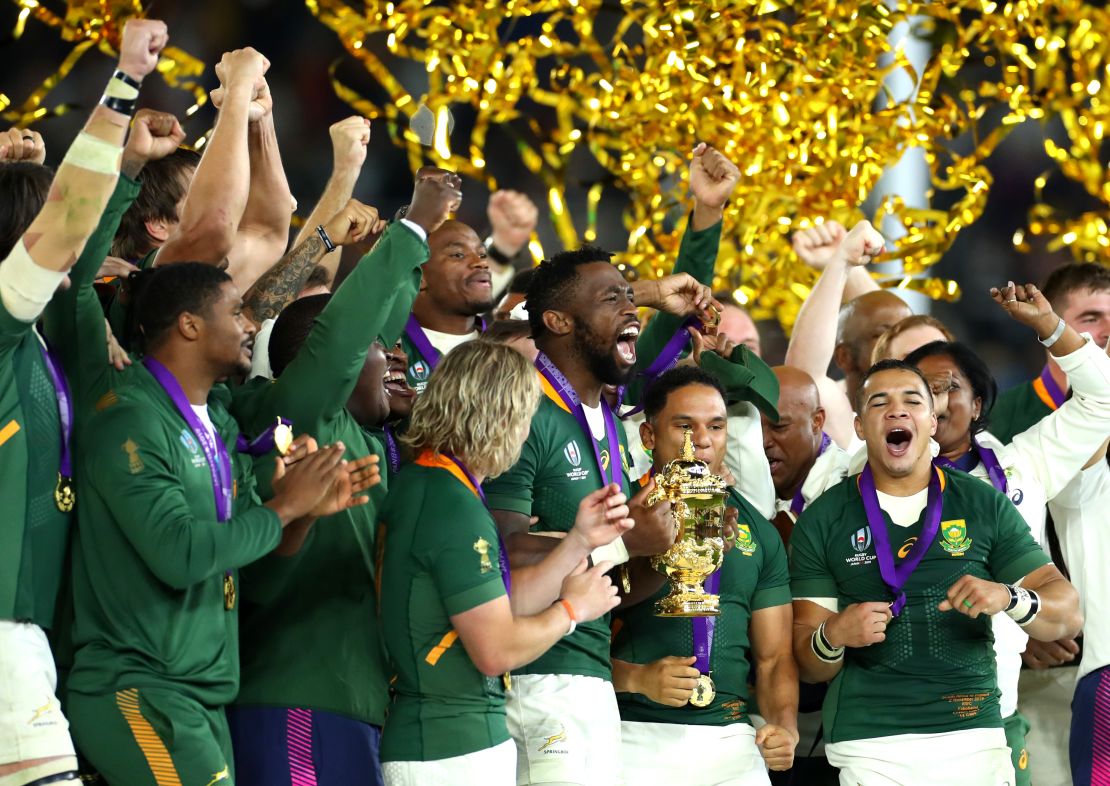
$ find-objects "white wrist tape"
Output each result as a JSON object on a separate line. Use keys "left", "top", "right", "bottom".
{"left": 62, "top": 131, "right": 122, "bottom": 175}
{"left": 0, "top": 240, "right": 69, "bottom": 322}
{"left": 104, "top": 76, "right": 140, "bottom": 101}
{"left": 590, "top": 536, "right": 629, "bottom": 567}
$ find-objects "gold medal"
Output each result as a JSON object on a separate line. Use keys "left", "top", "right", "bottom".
{"left": 620, "top": 564, "right": 631, "bottom": 594}
{"left": 54, "top": 474, "right": 75, "bottom": 513}
{"left": 688, "top": 673, "right": 716, "bottom": 708}
{"left": 703, "top": 305, "right": 721, "bottom": 337}
{"left": 273, "top": 419, "right": 294, "bottom": 456}
{"left": 224, "top": 574, "right": 236, "bottom": 611}
{"left": 502, "top": 672, "right": 512, "bottom": 692}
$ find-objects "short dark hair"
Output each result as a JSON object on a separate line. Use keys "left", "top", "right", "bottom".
{"left": 482, "top": 319, "right": 533, "bottom": 345}
{"left": 268, "top": 293, "right": 331, "bottom": 377}
{"left": 126, "top": 262, "right": 231, "bottom": 353}
{"left": 855, "top": 358, "right": 934, "bottom": 412}
{"left": 525, "top": 245, "right": 613, "bottom": 339}
{"left": 508, "top": 267, "right": 536, "bottom": 295}
{"left": 112, "top": 148, "right": 200, "bottom": 261}
{"left": 1041, "top": 263, "right": 1110, "bottom": 312}
{"left": 904, "top": 340, "right": 996, "bottom": 436}
{"left": 643, "top": 365, "right": 727, "bottom": 422}
{"left": 0, "top": 162, "right": 55, "bottom": 258}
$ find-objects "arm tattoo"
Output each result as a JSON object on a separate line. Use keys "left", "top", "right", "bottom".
{"left": 243, "top": 234, "right": 326, "bottom": 323}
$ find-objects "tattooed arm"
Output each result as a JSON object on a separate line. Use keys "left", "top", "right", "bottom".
{"left": 242, "top": 199, "right": 384, "bottom": 325}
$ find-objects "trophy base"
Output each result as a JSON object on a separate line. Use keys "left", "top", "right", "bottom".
{"left": 654, "top": 592, "right": 720, "bottom": 618}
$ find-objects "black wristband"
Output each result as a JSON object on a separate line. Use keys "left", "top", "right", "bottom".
{"left": 100, "top": 95, "right": 137, "bottom": 116}
{"left": 316, "top": 225, "right": 337, "bottom": 253}
{"left": 112, "top": 70, "right": 143, "bottom": 91}
{"left": 485, "top": 236, "right": 513, "bottom": 266}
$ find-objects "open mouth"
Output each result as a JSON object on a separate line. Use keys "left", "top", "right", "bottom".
{"left": 616, "top": 322, "right": 640, "bottom": 365}
{"left": 383, "top": 370, "right": 414, "bottom": 397}
{"left": 767, "top": 457, "right": 783, "bottom": 475}
{"left": 884, "top": 427, "right": 913, "bottom": 457}
{"left": 466, "top": 272, "right": 492, "bottom": 291}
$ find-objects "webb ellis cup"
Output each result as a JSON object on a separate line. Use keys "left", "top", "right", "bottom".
{"left": 648, "top": 428, "right": 728, "bottom": 617}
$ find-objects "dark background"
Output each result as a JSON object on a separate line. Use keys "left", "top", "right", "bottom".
{"left": 1, "top": 0, "right": 1097, "bottom": 388}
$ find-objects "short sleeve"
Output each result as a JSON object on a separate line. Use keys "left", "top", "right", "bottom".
{"left": 987, "top": 493, "right": 1051, "bottom": 585}
{"left": 752, "top": 518, "right": 792, "bottom": 610}
{"left": 789, "top": 507, "right": 839, "bottom": 599}
{"left": 431, "top": 499, "right": 508, "bottom": 616}
{"left": 484, "top": 426, "right": 541, "bottom": 517}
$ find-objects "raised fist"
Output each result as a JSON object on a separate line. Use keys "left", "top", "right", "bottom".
{"left": 323, "top": 199, "right": 387, "bottom": 247}
{"left": 487, "top": 189, "right": 538, "bottom": 257}
{"left": 117, "top": 19, "right": 169, "bottom": 81}
{"left": 124, "top": 109, "right": 185, "bottom": 165}
{"left": 405, "top": 168, "right": 463, "bottom": 235}
{"left": 839, "top": 220, "right": 885, "bottom": 267}
{"left": 689, "top": 142, "right": 740, "bottom": 210}
{"left": 792, "top": 221, "right": 847, "bottom": 270}
{"left": 214, "top": 48, "right": 270, "bottom": 93}
{"left": 330, "top": 116, "right": 371, "bottom": 172}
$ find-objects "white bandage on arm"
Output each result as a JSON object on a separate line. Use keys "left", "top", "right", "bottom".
{"left": 590, "top": 537, "right": 630, "bottom": 567}
{"left": 800, "top": 597, "right": 839, "bottom": 613}
{"left": 0, "top": 241, "right": 69, "bottom": 322}
{"left": 61, "top": 131, "right": 122, "bottom": 175}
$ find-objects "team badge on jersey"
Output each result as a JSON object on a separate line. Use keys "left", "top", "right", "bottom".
{"left": 473, "top": 537, "right": 494, "bottom": 573}
{"left": 940, "top": 519, "right": 972, "bottom": 556}
{"left": 409, "top": 360, "right": 430, "bottom": 382}
{"left": 122, "top": 439, "right": 144, "bottom": 474}
{"left": 734, "top": 523, "right": 757, "bottom": 556}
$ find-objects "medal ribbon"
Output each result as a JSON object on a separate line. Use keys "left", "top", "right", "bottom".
{"left": 692, "top": 570, "right": 722, "bottom": 674}
{"left": 143, "top": 358, "right": 234, "bottom": 522}
{"left": 235, "top": 418, "right": 292, "bottom": 457}
{"left": 617, "top": 318, "right": 698, "bottom": 418}
{"left": 1032, "top": 364, "right": 1067, "bottom": 411}
{"left": 404, "top": 314, "right": 487, "bottom": 373}
{"left": 36, "top": 340, "right": 74, "bottom": 483}
{"left": 383, "top": 423, "right": 401, "bottom": 474}
{"left": 416, "top": 450, "right": 510, "bottom": 596}
{"left": 858, "top": 465, "right": 946, "bottom": 616}
{"left": 790, "top": 433, "right": 832, "bottom": 516}
{"left": 535, "top": 352, "right": 626, "bottom": 493}
{"left": 933, "top": 438, "right": 1007, "bottom": 494}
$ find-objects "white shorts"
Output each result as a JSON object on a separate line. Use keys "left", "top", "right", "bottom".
{"left": 0, "top": 620, "right": 75, "bottom": 765}
{"left": 621, "top": 720, "right": 770, "bottom": 786}
{"left": 826, "top": 728, "right": 1015, "bottom": 786}
{"left": 382, "top": 739, "right": 516, "bottom": 786}
{"left": 506, "top": 673, "right": 622, "bottom": 785}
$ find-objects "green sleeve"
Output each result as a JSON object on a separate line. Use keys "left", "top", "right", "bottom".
{"left": 43, "top": 176, "right": 140, "bottom": 414}
{"left": 0, "top": 298, "right": 32, "bottom": 356}
{"left": 752, "top": 517, "right": 792, "bottom": 610}
{"left": 699, "top": 343, "right": 780, "bottom": 421}
{"left": 789, "top": 508, "right": 839, "bottom": 599}
{"left": 83, "top": 405, "right": 283, "bottom": 590}
{"left": 484, "top": 424, "right": 543, "bottom": 518}
{"left": 987, "top": 492, "right": 1051, "bottom": 584}
{"left": 430, "top": 499, "right": 507, "bottom": 616}
{"left": 259, "top": 223, "right": 428, "bottom": 433}
{"left": 624, "top": 219, "right": 722, "bottom": 405}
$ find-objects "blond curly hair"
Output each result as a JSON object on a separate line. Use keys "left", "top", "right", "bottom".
{"left": 402, "top": 341, "right": 541, "bottom": 478}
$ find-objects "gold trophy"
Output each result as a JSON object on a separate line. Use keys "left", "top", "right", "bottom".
{"left": 648, "top": 428, "right": 729, "bottom": 617}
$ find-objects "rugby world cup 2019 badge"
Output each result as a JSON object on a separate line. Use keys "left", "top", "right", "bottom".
{"left": 940, "top": 519, "right": 972, "bottom": 556}
{"left": 735, "top": 523, "right": 757, "bottom": 556}
{"left": 564, "top": 440, "right": 590, "bottom": 481}
{"left": 409, "top": 360, "right": 430, "bottom": 383}
{"left": 180, "top": 429, "right": 206, "bottom": 468}
{"left": 845, "top": 526, "right": 876, "bottom": 566}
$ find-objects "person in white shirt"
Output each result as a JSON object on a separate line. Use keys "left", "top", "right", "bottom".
{"left": 902, "top": 280, "right": 1110, "bottom": 786}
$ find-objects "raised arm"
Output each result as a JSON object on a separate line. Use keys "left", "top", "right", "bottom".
{"left": 0, "top": 20, "right": 166, "bottom": 324}
{"left": 290, "top": 116, "right": 371, "bottom": 277}
{"left": 230, "top": 77, "right": 295, "bottom": 287}
{"left": 155, "top": 48, "right": 267, "bottom": 278}
{"left": 786, "top": 220, "right": 883, "bottom": 445}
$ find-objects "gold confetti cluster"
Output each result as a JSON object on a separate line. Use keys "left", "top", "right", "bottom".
{"left": 2, "top": 0, "right": 206, "bottom": 126}
{"left": 308, "top": 0, "right": 1109, "bottom": 324}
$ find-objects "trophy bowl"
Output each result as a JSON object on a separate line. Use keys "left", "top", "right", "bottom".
{"left": 648, "top": 430, "right": 729, "bottom": 617}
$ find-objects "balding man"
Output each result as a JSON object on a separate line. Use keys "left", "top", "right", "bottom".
{"left": 785, "top": 220, "right": 907, "bottom": 448}
{"left": 758, "top": 366, "right": 851, "bottom": 786}
{"left": 713, "top": 295, "right": 763, "bottom": 357}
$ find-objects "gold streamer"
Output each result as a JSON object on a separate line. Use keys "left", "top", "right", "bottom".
{"left": 4, "top": 1, "right": 206, "bottom": 126}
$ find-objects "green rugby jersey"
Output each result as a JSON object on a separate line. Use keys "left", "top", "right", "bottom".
{"left": 989, "top": 377, "right": 1057, "bottom": 444}
{"left": 67, "top": 369, "right": 281, "bottom": 707}
{"left": 0, "top": 304, "right": 66, "bottom": 629}
{"left": 789, "top": 469, "right": 1050, "bottom": 743}
{"left": 484, "top": 393, "right": 631, "bottom": 680}
{"left": 378, "top": 460, "right": 509, "bottom": 762}
{"left": 613, "top": 488, "right": 790, "bottom": 725}
{"left": 230, "top": 222, "right": 427, "bottom": 725}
